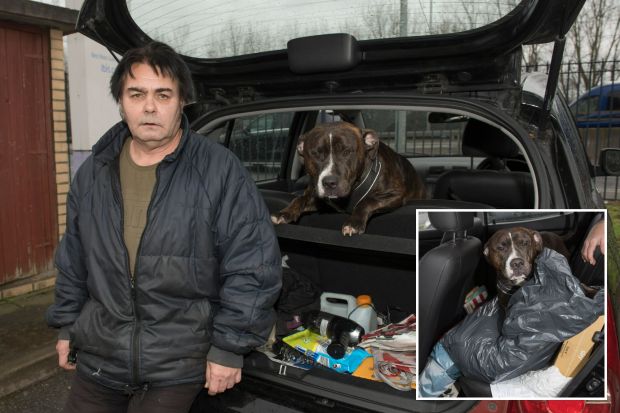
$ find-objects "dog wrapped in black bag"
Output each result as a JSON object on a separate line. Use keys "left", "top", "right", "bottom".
{"left": 420, "top": 248, "right": 603, "bottom": 396}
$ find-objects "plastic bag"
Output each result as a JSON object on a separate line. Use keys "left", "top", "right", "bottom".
{"left": 490, "top": 365, "right": 571, "bottom": 398}
{"left": 440, "top": 248, "right": 604, "bottom": 383}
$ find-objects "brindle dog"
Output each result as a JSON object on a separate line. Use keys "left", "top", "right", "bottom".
{"left": 271, "top": 122, "right": 426, "bottom": 235}
{"left": 484, "top": 227, "right": 577, "bottom": 309}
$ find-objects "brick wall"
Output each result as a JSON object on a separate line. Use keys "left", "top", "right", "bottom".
{"left": 50, "top": 28, "right": 69, "bottom": 239}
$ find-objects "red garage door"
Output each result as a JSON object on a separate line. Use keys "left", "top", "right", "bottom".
{"left": 0, "top": 22, "right": 57, "bottom": 285}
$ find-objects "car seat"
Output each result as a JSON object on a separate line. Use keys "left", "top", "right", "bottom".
{"left": 418, "top": 211, "right": 482, "bottom": 372}
{"left": 433, "top": 119, "right": 534, "bottom": 208}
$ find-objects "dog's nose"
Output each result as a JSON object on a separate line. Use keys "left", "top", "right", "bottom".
{"left": 510, "top": 258, "right": 524, "bottom": 270}
{"left": 322, "top": 175, "right": 338, "bottom": 189}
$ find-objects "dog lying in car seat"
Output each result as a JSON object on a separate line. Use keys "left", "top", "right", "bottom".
{"left": 271, "top": 122, "right": 426, "bottom": 235}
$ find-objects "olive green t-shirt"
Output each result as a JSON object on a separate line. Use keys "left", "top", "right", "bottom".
{"left": 119, "top": 138, "right": 158, "bottom": 277}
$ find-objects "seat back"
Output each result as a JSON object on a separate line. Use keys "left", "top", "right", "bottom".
{"left": 433, "top": 119, "right": 535, "bottom": 208}
{"left": 461, "top": 119, "right": 520, "bottom": 161}
{"left": 418, "top": 212, "right": 482, "bottom": 371}
{"left": 433, "top": 169, "right": 534, "bottom": 208}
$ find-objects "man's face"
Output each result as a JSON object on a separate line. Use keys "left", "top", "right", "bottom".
{"left": 120, "top": 63, "right": 183, "bottom": 146}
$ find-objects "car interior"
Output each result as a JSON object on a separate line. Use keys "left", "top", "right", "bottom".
{"left": 197, "top": 106, "right": 538, "bottom": 207}
{"left": 194, "top": 108, "right": 605, "bottom": 401}
{"left": 417, "top": 210, "right": 605, "bottom": 398}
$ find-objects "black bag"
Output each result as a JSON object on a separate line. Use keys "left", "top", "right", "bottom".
{"left": 441, "top": 248, "right": 604, "bottom": 383}
{"left": 275, "top": 266, "right": 322, "bottom": 336}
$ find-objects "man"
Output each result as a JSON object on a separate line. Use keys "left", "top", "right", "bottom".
{"left": 46, "top": 42, "right": 282, "bottom": 413}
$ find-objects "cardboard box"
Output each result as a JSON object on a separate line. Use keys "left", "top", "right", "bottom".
{"left": 554, "top": 315, "right": 605, "bottom": 377}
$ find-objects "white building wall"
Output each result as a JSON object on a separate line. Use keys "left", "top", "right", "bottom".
{"left": 64, "top": 0, "right": 120, "bottom": 177}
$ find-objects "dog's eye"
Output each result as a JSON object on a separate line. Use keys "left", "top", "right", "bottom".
{"left": 310, "top": 149, "right": 325, "bottom": 160}
{"left": 496, "top": 245, "right": 505, "bottom": 251}
{"left": 520, "top": 240, "right": 530, "bottom": 246}
{"left": 342, "top": 149, "right": 352, "bottom": 156}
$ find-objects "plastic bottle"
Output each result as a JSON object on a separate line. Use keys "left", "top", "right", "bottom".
{"left": 320, "top": 292, "right": 357, "bottom": 319}
{"left": 348, "top": 295, "right": 378, "bottom": 334}
{"left": 304, "top": 310, "right": 365, "bottom": 359}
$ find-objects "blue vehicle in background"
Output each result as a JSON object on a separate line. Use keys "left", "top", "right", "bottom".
{"left": 571, "top": 83, "right": 620, "bottom": 128}
{"left": 570, "top": 83, "right": 620, "bottom": 164}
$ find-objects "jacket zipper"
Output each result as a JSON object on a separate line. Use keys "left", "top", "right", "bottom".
{"left": 111, "top": 161, "right": 135, "bottom": 385}
{"left": 112, "top": 157, "right": 162, "bottom": 386}
{"left": 129, "top": 164, "right": 161, "bottom": 385}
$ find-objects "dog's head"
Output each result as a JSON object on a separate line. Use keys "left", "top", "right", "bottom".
{"left": 483, "top": 227, "right": 544, "bottom": 288}
{"left": 297, "top": 122, "right": 379, "bottom": 199}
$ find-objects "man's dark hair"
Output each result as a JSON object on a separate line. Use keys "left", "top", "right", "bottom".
{"left": 110, "top": 41, "right": 195, "bottom": 104}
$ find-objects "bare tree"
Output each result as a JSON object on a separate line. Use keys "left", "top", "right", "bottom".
{"left": 523, "top": 43, "right": 553, "bottom": 69}
{"left": 565, "top": 0, "right": 620, "bottom": 94}
{"left": 359, "top": 3, "right": 400, "bottom": 38}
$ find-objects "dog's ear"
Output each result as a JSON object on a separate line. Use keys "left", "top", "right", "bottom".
{"left": 532, "top": 230, "right": 543, "bottom": 254}
{"left": 363, "top": 129, "right": 380, "bottom": 159}
{"left": 296, "top": 134, "right": 305, "bottom": 157}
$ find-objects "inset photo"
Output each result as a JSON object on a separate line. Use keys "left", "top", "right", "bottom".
{"left": 416, "top": 210, "right": 606, "bottom": 400}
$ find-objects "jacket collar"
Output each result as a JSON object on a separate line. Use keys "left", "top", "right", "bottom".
{"left": 92, "top": 114, "right": 191, "bottom": 164}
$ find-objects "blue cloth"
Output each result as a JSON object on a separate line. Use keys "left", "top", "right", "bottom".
{"left": 418, "top": 342, "right": 461, "bottom": 397}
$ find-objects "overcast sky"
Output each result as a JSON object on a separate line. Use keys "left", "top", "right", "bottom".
{"left": 126, "top": 0, "right": 519, "bottom": 57}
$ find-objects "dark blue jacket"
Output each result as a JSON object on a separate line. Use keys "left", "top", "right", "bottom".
{"left": 46, "top": 115, "right": 282, "bottom": 389}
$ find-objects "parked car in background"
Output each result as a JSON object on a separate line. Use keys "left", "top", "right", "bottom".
{"left": 570, "top": 83, "right": 620, "bottom": 166}
{"left": 228, "top": 112, "right": 293, "bottom": 180}
{"left": 571, "top": 83, "right": 620, "bottom": 128}
{"left": 76, "top": 0, "right": 620, "bottom": 412}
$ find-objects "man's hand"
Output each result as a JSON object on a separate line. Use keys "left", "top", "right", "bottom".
{"left": 56, "top": 339, "right": 76, "bottom": 370}
{"left": 581, "top": 220, "right": 606, "bottom": 266}
{"left": 205, "top": 361, "right": 241, "bottom": 396}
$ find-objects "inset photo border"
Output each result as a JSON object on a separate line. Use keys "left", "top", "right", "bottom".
{"left": 415, "top": 209, "right": 607, "bottom": 401}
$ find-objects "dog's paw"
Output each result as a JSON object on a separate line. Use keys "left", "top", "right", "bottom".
{"left": 271, "top": 214, "right": 288, "bottom": 225}
{"left": 271, "top": 212, "right": 299, "bottom": 225}
{"left": 342, "top": 224, "right": 364, "bottom": 236}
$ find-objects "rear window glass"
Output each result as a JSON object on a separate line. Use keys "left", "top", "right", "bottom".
{"left": 226, "top": 113, "right": 293, "bottom": 182}
{"left": 607, "top": 91, "right": 620, "bottom": 111}
{"left": 205, "top": 108, "right": 515, "bottom": 183}
{"left": 486, "top": 211, "right": 565, "bottom": 224}
{"left": 361, "top": 109, "right": 464, "bottom": 156}
{"left": 127, "top": 0, "right": 521, "bottom": 58}
{"left": 572, "top": 96, "right": 600, "bottom": 116}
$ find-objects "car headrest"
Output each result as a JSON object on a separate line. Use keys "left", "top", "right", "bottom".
{"left": 429, "top": 212, "right": 475, "bottom": 232}
{"left": 462, "top": 119, "right": 520, "bottom": 158}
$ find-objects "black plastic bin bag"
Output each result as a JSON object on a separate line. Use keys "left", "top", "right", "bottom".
{"left": 440, "top": 248, "right": 604, "bottom": 383}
